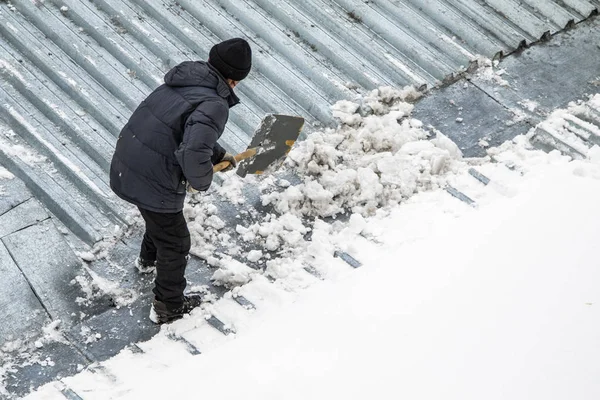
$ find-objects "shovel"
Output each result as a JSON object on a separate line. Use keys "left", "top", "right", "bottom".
{"left": 213, "top": 114, "right": 305, "bottom": 177}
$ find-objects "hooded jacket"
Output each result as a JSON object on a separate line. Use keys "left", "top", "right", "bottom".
{"left": 110, "top": 61, "right": 238, "bottom": 213}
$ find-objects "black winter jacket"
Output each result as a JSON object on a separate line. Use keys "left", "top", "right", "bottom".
{"left": 110, "top": 61, "right": 238, "bottom": 213}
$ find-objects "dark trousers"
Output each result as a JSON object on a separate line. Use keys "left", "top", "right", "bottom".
{"left": 138, "top": 207, "right": 191, "bottom": 309}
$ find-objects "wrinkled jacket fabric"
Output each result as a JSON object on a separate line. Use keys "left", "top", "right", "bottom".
{"left": 110, "top": 61, "right": 238, "bottom": 212}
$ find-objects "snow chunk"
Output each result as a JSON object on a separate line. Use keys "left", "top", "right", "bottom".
{"left": 332, "top": 100, "right": 362, "bottom": 126}
{"left": 77, "top": 251, "right": 96, "bottom": 263}
{"left": 211, "top": 258, "right": 256, "bottom": 288}
{"left": 246, "top": 250, "right": 263, "bottom": 263}
{"left": 431, "top": 131, "right": 463, "bottom": 159}
{"left": 215, "top": 175, "right": 245, "bottom": 204}
{"left": 205, "top": 215, "right": 225, "bottom": 230}
{"left": 264, "top": 258, "right": 317, "bottom": 289}
{"left": 347, "top": 213, "right": 367, "bottom": 235}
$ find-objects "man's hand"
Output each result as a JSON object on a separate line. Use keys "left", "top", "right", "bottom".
{"left": 187, "top": 182, "right": 199, "bottom": 194}
{"left": 220, "top": 152, "right": 237, "bottom": 172}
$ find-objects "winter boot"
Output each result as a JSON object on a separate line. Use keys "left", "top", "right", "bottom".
{"left": 149, "top": 294, "right": 203, "bottom": 324}
{"left": 135, "top": 257, "right": 156, "bottom": 274}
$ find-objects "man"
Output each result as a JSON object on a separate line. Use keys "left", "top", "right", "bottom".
{"left": 110, "top": 38, "right": 252, "bottom": 324}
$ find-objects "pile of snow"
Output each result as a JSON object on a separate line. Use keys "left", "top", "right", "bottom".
{"left": 265, "top": 86, "right": 459, "bottom": 218}
{"left": 173, "top": 86, "right": 470, "bottom": 288}
{"left": 184, "top": 201, "right": 238, "bottom": 260}
{"left": 187, "top": 87, "right": 467, "bottom": 272}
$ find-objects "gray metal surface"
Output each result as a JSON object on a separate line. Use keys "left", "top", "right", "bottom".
{"left": 0, "top": 241, "right": 49, "bottom": 342}
{"left": 2, "top": 219, "right": 86, "bottom": 325}
{"left": 414, "top": 15, "right": 600, "bottom": 157}
{"left": 0, "top": 0, "right": 598, "bottom": 244}
{"left": 0, "top": 197, "right": 48, "bottom": 238}
{"left": 3, "top": 341, "right": 89, "bottom": 399}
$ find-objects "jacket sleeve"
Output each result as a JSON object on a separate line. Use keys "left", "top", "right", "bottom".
{"left": 175, "top": 101, "right": 228, "bottom": 192}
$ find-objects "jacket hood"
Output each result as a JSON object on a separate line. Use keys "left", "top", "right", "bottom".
{"left": 164, "top": 61, "right": 239, "bottom": 107}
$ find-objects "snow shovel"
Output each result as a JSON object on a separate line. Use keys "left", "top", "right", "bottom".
{"left": 213, "top": 114, "right": 305, "bottom": 177}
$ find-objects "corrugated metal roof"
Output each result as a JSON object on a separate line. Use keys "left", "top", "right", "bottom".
{"left": 0, "top": 0, "right": 598, "bottom": 244}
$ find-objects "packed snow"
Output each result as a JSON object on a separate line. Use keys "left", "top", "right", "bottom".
{"left": 11, "top": 89, "right": 600, "bottom": 399}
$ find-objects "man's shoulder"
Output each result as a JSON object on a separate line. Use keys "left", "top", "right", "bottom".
{"left": 189, "top": 99, "right": 229, "bottom": 127}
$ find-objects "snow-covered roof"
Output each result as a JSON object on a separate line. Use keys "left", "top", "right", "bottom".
{"left": 0, "top": 0, "right": 598, "bottom": 244}
{"left": 1, "top": 2, "right": 600, "bottom": 396}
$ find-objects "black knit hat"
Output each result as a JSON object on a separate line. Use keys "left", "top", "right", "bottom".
{"left": 208, "top": 38, "right": 252, "bottom": 81}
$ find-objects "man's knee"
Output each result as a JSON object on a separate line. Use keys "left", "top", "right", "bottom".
{"left": 180, "top": 234, "right": 191, "bottom": 255}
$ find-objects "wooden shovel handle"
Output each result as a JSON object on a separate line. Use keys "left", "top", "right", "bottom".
{"left": 213, "top": 148, "right": 257, "bottom": 173}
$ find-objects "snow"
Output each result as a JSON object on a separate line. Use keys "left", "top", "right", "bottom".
{"left": 210, "top": 257, "right": 257, "bottom": 289}
{"left": 256, "top": 87, "right": 457, "bottom": 222}
{"left": 519, "top": 99, "right": 539, "bottom": 112}
{"left": 331, "top": 100, "right": 361, "bottom": 125}
{"left": 246, "top": 249, "right": 263, "bottom": 262}
{"left": 25, "top": 133, "right": 600, "bottom": 399}
{"left": 471, "top": 57, "right": 510, "bottom": 87}
{"left": 0, "top": 166, "right": 14, "bottom": 180}
{"left": 0, "top": 141, "right": 46, "bottom": 165}
{"left": 1, "top": 319, "right": 69, "bottom": 397}
{"left": 17, "top": 87, "right": 600, "bottom": 399}
{"left": 40, "top": 320, "right": 68, "bottom": 346}
{"left": 81, "top": 267, "right": 138, "bottom": 307}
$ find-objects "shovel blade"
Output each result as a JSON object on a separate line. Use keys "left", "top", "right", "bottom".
{"left": 236, "top": 114, "right": 305, "bottom": 177}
